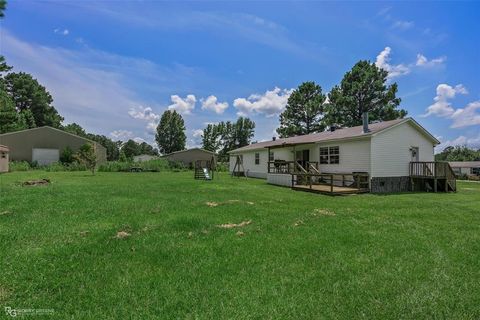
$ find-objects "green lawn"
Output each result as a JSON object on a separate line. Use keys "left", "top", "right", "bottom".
{"left": 0, "top": 171, "right": 479, "bottom": 319}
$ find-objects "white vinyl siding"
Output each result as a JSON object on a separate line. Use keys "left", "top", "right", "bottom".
{"left": 370, "top": 122, "right": 435, "bottom": 177}
{"left": 313, "top": 139, "right": 371, "bottom": 174}
{"left": 230, "top": 150, "right": 268, "bottom": 178}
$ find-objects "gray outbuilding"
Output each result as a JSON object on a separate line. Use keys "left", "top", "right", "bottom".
{"left": 162, "top": 148, "right": 215, "bottom": 168}
{"left": 0, "top": 126, "right": 107, "bottom": 165}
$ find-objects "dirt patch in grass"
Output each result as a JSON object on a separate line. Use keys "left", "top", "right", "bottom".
{"left": 22, "top": 178, "right": 50, "bottom": 186}
{"left": 206, "top": 202, "right": 219, "bottom": 207}
{"left": 206, "top": 200, "right": 255, "bottom": 207}
{"left": 79, "top": 231, "right": 89, "bottom": 237}
{"left": 312, "top": 208, "right": 336, "bottom": 216}
{"left": 115, "top": 231, "right": 131, "bottom": 239}
{"left": 217, "top": 220, "right": 252, "bottom": 229}
{"left": 236, "top": 231, "right": 245, "bottom": 236}
{"left": 0, "top": 210, "right": 11, "bottom": 216}
{"left": 0, "top": 286, "right": 10, "bottom": 301}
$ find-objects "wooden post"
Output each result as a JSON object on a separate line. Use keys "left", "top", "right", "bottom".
{"left": 330, "top": 174, "right": 333, "bottom": 193}
{"left": 309, "top": 175, "right": 312, "bottom": 190}
{"left": 434, "top": 178, "right": 437, "bottom": 192}
{"left": 356, "top": 175, "right": 360, "bottom": 189}
{"left": 342, "top": 175, "right": 345, "bottom": 187}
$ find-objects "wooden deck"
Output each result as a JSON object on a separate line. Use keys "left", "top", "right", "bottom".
{"left": 291, "top": 172, "right": 370, "bottom": 195}
{"left": 292, "top": 184, "right": 368, "bottom": 195}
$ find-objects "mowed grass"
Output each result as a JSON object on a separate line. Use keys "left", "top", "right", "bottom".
{"left": 0, "top": 171, "right": 479, "bottom": 319}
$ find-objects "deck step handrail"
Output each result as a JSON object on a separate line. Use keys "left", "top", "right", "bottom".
{"left": 268, "top": 161, "right": 319, "bottom": 174}
{"left": 409, "top": 161, "right": 457, "bottom": 192}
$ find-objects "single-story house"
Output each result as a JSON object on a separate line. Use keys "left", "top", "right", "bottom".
{"left": 0, "top": 145, "right": 9, "bottom": 173}
{"left": 0, "top": 126, "right": 107, "bottom": 165}
{"left": 162, "top": 148, "right": 216, "bottom": 168}
{"left": 229, "top": 117, "right": 456, "bottom": 194}
{"left": 133, "top": 154, "right": 158, "bottom": 162}
{"left": 449, "top": 161, "right": 480, "bottom": 176}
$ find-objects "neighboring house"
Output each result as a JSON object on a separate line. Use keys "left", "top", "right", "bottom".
{"left": 229, "top": 117, "right": 455, "bottom": 193}
{"left": 449, "top": 161, "right": 480, "bottom": 176}
{"left": 133, "top": 154, "right": 158, "bottom": 162}
{"left": 0, "top": 126, "right": 107, "bottom": 165}
{"left": 0, "top": 145, "right": 9, "bottom": 173}
{"left": 162, "top": 148, "right": 216, "bottom": 168}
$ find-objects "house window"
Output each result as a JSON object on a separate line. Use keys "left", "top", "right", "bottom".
{"left": 319, "top": 146, "right": 340, "bottom": 164}
{"left": 0, "top": 152, "right": 5, "bottom": 159}
{"left": 269, "top": 151, "right": 274, "bottom": 161}
{"left": 473, "top": 167, "right": 480, "bottom": 176}
{"left": 255, "top": 152, "right": 260, "bottom": 165}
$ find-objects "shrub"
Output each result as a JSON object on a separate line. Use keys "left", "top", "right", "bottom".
{"left": 98, "top": 161, "right": 132, "bottom": 172}
{"left": 9, "top": 161, "right": 31, "bottom": 172}
{"left": 44, "top": 162, "right": 66, "bottom": 172}
{"left": 98, "top": 158, "right": 172, "bottom": 172}
{"left": 60, "top": 146, "right": 74, "bottom": 164}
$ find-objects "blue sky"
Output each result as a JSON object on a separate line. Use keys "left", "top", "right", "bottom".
{"left": 1, "top": 1, "right": 479, "bottom": 150}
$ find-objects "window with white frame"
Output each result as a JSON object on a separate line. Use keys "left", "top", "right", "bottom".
{"left": 255, "top": 152, "right": 260, "bottom": 165}
{"left": 319, "top": 146, "right": 340, "bottom": 164}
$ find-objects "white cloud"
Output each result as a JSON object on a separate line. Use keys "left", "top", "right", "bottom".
{"left": 233, "top": 87, "right": 293, "bottom": 117}
{"left": 375, "top": 47, "right": 410, "bottom": 79}
{"left": 200, "top": 95, "right": 228, "bottom": 114}
{"left": 193, "top": 129, "right": 203, "bottom": 138}
{"left": 416, "top": 54, "right": 446, "bottom": 67}
{"left": 110, "top": 130, "right": 133, "bottom": 140}
{"left": 133, "top": 137, "right": 146, "bottom": 144}
{"left": 128, "top": 106, "right": 160, "bottom": 122}
{"left": 423, "top": 84, "right": 468, "bottom": 117}
{"left": 391, "top": 20, "right": 414, "bottom": 30}
{"left": 451, "top": 101, "right": 480, "bottom": 128}
{"left": 437, "top": 134, "right": 480, "bottom": 151}
{"left": 167, "top": 94, "right": 196, "bottom": 115}
{"left": 146, "top": 122, "right": 158, "bottom": 136}
{"left": 54, "top": 28, "right": 69, "bottom": 36}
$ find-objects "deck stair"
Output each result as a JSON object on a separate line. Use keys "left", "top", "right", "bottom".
{"left": 409, "top": 161, "right": 456, "bottom": 192}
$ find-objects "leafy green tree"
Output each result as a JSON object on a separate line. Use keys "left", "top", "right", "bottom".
{"left": 121, "top": 139, "right": 141, "bottom": 160}
{"left": 139, "top": 142, "right": 158, "bottom": 156}
{"left": 277, "top": 81, "right": 326, "bottom": 138}
{"left": 202, "top": 123, "right": 225, "bottom": 152}
{"left": 87, "top": 134, "right": 120, "bottom": 161}
{"left": 435, "top": 146, "right": 480, "bottom": 161}
{"left": 0, "top": 0, "right": 6, "bottom": 18}
{"left": 324, "top": 60, "right": 406, "bottom": 128}
{"left": 0, "top": 56, "right": 11, "bottom": 73}
{"left": 74, "top": 143, "right": 97, "bottom": 175}
{"left": 155, "top": 110, "right": 186, "bottom": 154}
{"left": 3, "top": 72, "right": 63, "bottom": 128}
{"left": 119, "top": 150, "right": 128, "bottom": 162}
{"left": 0, "top": 88, "right": 27, "bottom": 133}
{"left": 201, "top": 117, "right": 255, "bottom": 161}
{"left": 64, "top": 123, "right": 87, "bottom": 137}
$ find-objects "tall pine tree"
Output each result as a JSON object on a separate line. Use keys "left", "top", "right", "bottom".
{"left": 324, "top": 60, "right": 406, "bottom": 128}
{"left": 277, "top": 81, "right": 326, "bottom": 138}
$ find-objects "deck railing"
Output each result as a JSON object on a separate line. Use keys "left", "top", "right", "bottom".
{"left": 409, "top": 161, "right": 453, "bottom": 178}
{"left": 291, "top": 172, "right": 370, "bottom": 194}
{"left": 409, "top": 161, "right": 457, "bottom": 192}
{"left": 268, "top": 161, "right": 318, "bottom": 174}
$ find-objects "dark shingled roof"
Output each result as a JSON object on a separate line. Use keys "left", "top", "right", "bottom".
{"left": 229, "top": 118, "right": 435, "bottom": 153}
